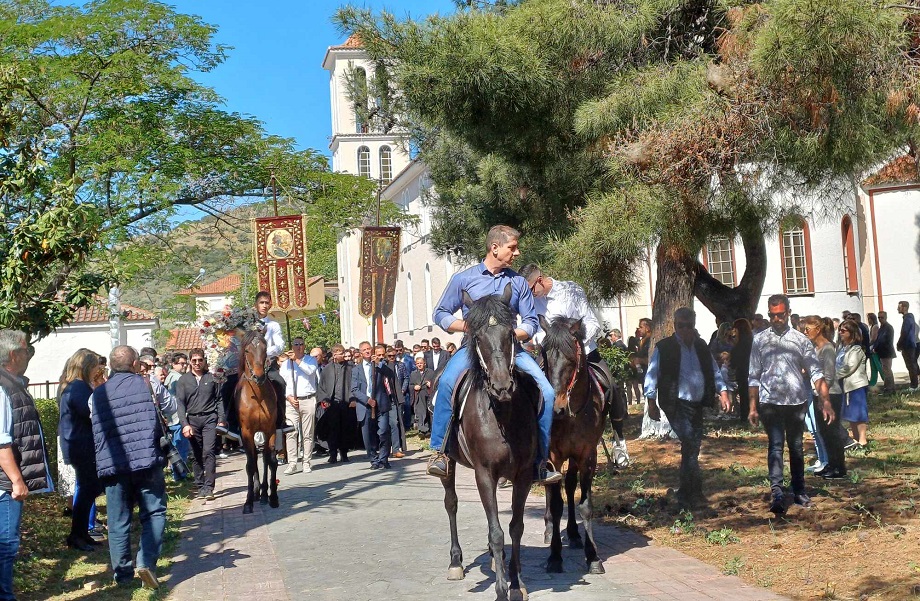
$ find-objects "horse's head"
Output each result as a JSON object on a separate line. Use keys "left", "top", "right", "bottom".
{"left": 539, "top": 314, "right": 585, "bottom": 414}
{"left": 240, "top": 328, "right": 268, "bottom": 384}
{"left": 465, "top": 284, "right": 517, "bottom": 403}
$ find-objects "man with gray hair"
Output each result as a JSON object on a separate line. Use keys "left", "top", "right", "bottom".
{"left": 90, "top": 345, "right": 166, "bottom": 589}
{"left": 0, "top": 330, "right": 52, "bottom": 600}
{"left": 644, "top": 308, "right": 731, "bottom": 509}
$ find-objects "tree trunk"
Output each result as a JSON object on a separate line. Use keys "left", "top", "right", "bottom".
{"left": 694, "top": 224, "right": 767, "bottom": 325}
{"left": 650, "top": 242, "right": 698, "bottom": 349}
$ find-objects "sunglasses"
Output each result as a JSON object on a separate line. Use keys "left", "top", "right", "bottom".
{"left": 292, "top": 343, "right": 304, "bottom": 347}
{"left": 768, "top": 311, "right": 787, "bottom": 319}
{"left": 190, "top": 358, "right": 204, "bottom": 363}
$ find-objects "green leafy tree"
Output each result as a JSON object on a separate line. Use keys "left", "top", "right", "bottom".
{"left": 0, "top": 0, "right": 371, "bottom": 339}
{"left": 338, "top": 0, "right": 920, "bottom": 341}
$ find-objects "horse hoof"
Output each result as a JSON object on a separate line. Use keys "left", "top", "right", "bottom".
{"left": 447, "top": 566, "right": 465, "bottom": 581}
{"left": 269, "top": 495, "right": 279, "bottom": 509}
{"left": 545, "top": 558, "right": 564, "bottom": 573}
{"left": 242, "top": 505, "right": 253, "bottom": 514}
{"left": 568, "top": 537, "right": 583, "bottom": 550}
{"left": 510, "top": 588, "right": 529, "bottom": 601}
{"left": 588, "top": 560, "right": 605, "bottom": 575}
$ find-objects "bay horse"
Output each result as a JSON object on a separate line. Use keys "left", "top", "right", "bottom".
{"left": 235, "top": 328, "right": 279, "bottom": 514}
{"left": 539, "top": 315, "right": 607, "bottom": 575}
{"left": 441, "top": 284, "right": 539, "bottom": 601}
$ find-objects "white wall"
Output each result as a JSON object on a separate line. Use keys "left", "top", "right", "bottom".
{"left": 26, "top": 321, "right": 157, "bottom": 388}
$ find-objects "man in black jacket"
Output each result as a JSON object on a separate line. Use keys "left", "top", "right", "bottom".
{"left": 644, "top": 308, "right": 731, "bottom": 509}
{"left": 317, "top": 344, "right": 354, "bottom": 464}
{"left": 0, "top": 330, "right": 51, "bottom": 600}
{"left": 175, "top": 348, "right": 226, "bottom": 500}
{"left": 872, "top": 311, "right": 897, "bottom": 393}
{"left": 897, "top": 301, "right": 920, "bottom": 390}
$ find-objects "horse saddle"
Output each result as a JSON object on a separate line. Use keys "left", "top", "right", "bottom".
{"left": 443, "top": 369, "right": 474, "bottom": 460}
{"left": 587, "top": 363, "right": 611, "bottom": 412}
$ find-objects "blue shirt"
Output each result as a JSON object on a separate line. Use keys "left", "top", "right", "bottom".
{"left": 644, "top": 335, "right": 727, "bottom": 402}
{"left": 432, "top": 262, "right": 538, "bottom": 339}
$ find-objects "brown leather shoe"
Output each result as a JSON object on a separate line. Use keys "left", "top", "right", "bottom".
{"left": 393, "top": 451, "right": 406, "bottom": 458}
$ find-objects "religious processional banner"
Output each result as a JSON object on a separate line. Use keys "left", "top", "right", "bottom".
{"left": 359, "top": 226, "right": 401, "bottom": 318}
{"left": 253, "top": 215, "right": 309, "bottom": 314}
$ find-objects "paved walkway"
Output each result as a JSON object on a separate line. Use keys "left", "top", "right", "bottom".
{"left": 167, "top": 450, "right": 787, "bottom": 601}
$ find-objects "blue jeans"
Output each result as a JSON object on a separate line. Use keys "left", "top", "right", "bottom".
{"left": 430, "top": 346, "right": 555, "bottom": 461}
{"left": 103, "top": 468, "right": 167, "bottom": 583}
{"left": 804, "top": 392, "right": 828, "bottom": 466}
{"left": 0, "top": 493, "right": 22, "bottom": 601}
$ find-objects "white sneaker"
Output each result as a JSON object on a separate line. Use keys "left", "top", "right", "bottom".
{"left": 613, "top": 440, "right": 630, "bottom": 467}
{"left": 302, "top": 463, "right": 312, "bottom": 473}
{"left": 805, "top": 460, "right": 824, "bottom": 474}
{"left": 283, "top": 463, "right": 302, "bottom": 475}
{"left": 217, "top": 451, "right": 229, "bottom": 459}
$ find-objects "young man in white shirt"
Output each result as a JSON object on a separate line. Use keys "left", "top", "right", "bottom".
{"left": 254, "top": 291, "right": 295, "bottom": 440}
{"left": 280, "top": 337, "right": 320, "bottom": 474}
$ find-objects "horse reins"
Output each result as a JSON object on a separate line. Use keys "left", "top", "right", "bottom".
{"left": 562, "top": 339, "right": 589, "bottom": 418}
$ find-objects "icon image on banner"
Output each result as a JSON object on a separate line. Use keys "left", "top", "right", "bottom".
{"left": 268, "top": 229, "right": 294, "bottom": 259}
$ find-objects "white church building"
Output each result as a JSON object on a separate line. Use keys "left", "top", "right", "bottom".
{"left": 324, "top": 37, "right": 920, "bottom": 376}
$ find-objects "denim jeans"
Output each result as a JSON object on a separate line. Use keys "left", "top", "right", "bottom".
{"left": 804, "top": 392, "right": 828, "bottom": 466}
{"left": 759, "top": 402, "right": 807, "bottom": 496}
{"left": 71, "top": 461, "right": 101, "bottom": 539}
{"left": 103, "top": 467, "right": 167, "bottom": 583}
{"left": 662, "top": 399, "right": 704, "bottom": 499}
{"left": 430, "top": 346, "right": 555, "bottom": 461}
{"left": 0, "top": 493, "right": 22, "bottom": 601}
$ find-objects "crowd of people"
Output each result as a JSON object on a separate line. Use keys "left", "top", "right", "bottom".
{"left": 0, "top": 222, "right": 917, "bottom": 596}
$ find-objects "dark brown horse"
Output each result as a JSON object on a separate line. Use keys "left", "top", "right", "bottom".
{"left": 539, "top": 315, "right": 607, "bottom": 574}
{"left": 441, "top": 285, "right": 539, "bottom": 601}
{"left": 235, "top": 328, "right": 279, "bottom": 514}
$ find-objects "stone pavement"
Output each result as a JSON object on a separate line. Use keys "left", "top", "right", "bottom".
{"left": 167, "top": 450, "right": 788, "bottom": 601}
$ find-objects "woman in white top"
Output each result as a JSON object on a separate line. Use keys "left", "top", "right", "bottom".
{"left": 836, "top": 320, "right": 870, "bottom": 450}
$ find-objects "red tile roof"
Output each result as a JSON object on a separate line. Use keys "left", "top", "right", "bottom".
{"left": 864, "top": 155, "right": 920, "bottom": 186}
{"left": 332, "top": 33, "right": 363, "bottom": 49}
{"left": 165, "top": 328, "right": 203, "bottom": 351}
{"left": 71, "top": 297, "right": 156, "bottom": 323}
{"left": 178, "top": 274, "right": 241, "bottom": 296}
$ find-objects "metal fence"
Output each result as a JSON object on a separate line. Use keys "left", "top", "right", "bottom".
{"left": 28, "top": 381, "right": 58, "bottom": 400}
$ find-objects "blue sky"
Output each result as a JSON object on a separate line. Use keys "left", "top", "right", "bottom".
{"left": 169, "top": 1, "right": 455, "bottom": 158}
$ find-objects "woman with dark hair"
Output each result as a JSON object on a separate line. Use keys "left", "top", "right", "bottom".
{"left": 730, "top": 318, "right": 754, "bottom": 423}
{"left": 836, "top": 320, "right": 870, "bottom": 449}
{"left": 803, "top": 316, "right": 847, "bottom": 478}
{"left": 58, "top": 349, "right": 103, "bottom": 551}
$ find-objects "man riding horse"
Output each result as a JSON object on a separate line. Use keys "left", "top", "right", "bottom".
{"left": 426, "top": 225, "right": 563, "bottom": 484}
{"left": 519, "top": 264, "right": 630, "bottom": 467}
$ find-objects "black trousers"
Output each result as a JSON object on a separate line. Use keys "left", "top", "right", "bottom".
{"left": 71, "top": 460, "right": 100, "bottom": 539}
{"left": 267, "top": 361, "right": 287, "bottom": 429}
{"left": 759, "top": 402, "right": 807, "bottom": 496}
{"left": 662, "top": 399, "right": 704, "bottom": 499}
{"left": 325, "top": 400, "right": 352, "bottom": 459}
{"left": 817, "top": 393, "right": 847, "bottom": 471}
{"left": 187, "top": 412, "right": 217, "bottom": 493}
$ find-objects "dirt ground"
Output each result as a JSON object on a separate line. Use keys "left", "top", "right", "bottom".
{"left": 593, "top": 391, "right": 920, "bottom": 601}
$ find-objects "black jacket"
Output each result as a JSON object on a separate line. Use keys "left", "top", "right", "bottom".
{"left": 317, "top": 362, "right": 352, "bottom": 404}
{"left": 0, "top": 369, "right": 49, "bottom": 493}
{"left": 654, "top": 335, "right": 716, "bottom": 413}
{"left": 175, "top": 371, "right": 224, "bottom": 426}
{"left": 872, "top": 322, "right": 896, "bottom": 359}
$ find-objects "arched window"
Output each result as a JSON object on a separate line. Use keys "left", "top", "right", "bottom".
{"left": 841, "top": 215, "right": 858, "bottom": 293}
{"left": 406, "top": 272, "right": 415, "bottom": 331}
{"left": 779, "top": 218, "right": 814, "bottom": 295}
{"left": 424, "top": 263, "right": 433, "bottom": 325}
{"left": 357, "top": 146, "right": 371, "bottom": 178}
{"left": 379, "top": 146, "right": 393, "bottom": 184}
{"left": 703, "top": 236, "right": 736, "bottom": 288}
{"left": 353, "top": 67, "right": 368, "bottom": 133}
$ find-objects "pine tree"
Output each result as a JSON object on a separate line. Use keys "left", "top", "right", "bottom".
{"left": 338, "top": 0, "right": 920, "bottom": 339}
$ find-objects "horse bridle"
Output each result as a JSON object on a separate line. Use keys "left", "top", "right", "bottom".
{"left": 240, "top": 345, "right": 267, "bottom": 385}
{"left": 474, "top": 330, "right": 517, "bottom": 376}
{"left": 560, "top": 338, "right": 587, "bottom": 418}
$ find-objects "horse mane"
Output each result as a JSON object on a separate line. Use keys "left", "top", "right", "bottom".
{"left": 542, "top": 317, "right": 586, "bottom": 355}
{"left": 466, "top": 294, "right": 515, "bottom": 387}
{"left": 237, "top": 329, "right": 265, "bottom": 370}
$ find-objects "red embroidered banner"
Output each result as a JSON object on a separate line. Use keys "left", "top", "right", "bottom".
{"left": 359, "top": 226, "right": 401, "bottom": 318}
{"left": 253, "top": 215, "right": 309, "bottom": 313}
